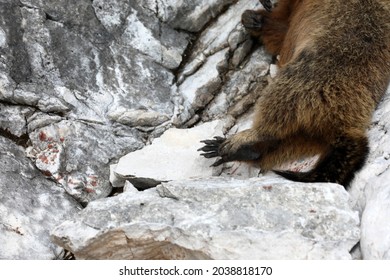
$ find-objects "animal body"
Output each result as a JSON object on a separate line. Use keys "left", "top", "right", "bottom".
{"left": 199, "top": 0, "right": 390, "bottom": 187}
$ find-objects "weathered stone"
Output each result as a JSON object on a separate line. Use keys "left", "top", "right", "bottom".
{"left": 203, "top": 48, "right": 271, "bottom": 121}
{"left": 0, "top": 136, "right": 81, "bottom": 259}
{"left": 350, "top": 87, "right": 390, "bottom": 259}
{"left": 115, "top": 5, "right": 189, "bottom": 69}
{"left": 27, "top": 120, "right": 144, "bottom": 203}
{"left": 113, "top": 120, "right": 226, "bottom": 189}
{"left": 0, "top": 104, "right": 34, "bottom": 137}
{"left": 51, "top": 177, "right": 360, "bottom": 260}
{"left": 153, "top": 0, "right": 237, "bottom": 33}
{"left": 1, "top": 0, "right": 183, "bottom": 204}
{"left": 172, "top": 0, "right": 263, "bottom": 125}
{"left": 108, "top": 108, "right": 170, "bottom": 127}
{"left": 175, "top": 49, "right": 228, "bottom": 124}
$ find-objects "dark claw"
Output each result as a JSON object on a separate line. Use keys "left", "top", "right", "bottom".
{"left": 260, "top": 0, "right": 273, "bottom": 12}
{"left": 198, "top": 145, "right": 216, "bottom": 152}
{"left": 199, "top": 137, "right": 225, "bottom": 150}
{"left": 211, "top": 158, "right": 226, "bottom": 167}
{"left": 199, "top": 136, "right": 226, "bottom": 165}
{"left": 200, "top": 151, "right": 219, "bottom": 158}
{"left": 198, "top": 140, "right": 219, "bottom": 149}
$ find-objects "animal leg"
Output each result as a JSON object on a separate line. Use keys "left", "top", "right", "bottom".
{"left": 241, "top": 0, "right": 295, "bottom": 56}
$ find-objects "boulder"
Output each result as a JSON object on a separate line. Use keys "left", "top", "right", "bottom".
{"left": 51, "top": 177, "right": 360, "bottom": 260}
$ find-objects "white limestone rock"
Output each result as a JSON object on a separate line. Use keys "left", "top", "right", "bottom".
{"left": 51, "top": 177, "right": 360, "bottom": 260}
{"left": 113, "top": 120, "right": 226, "bottom": 189}
{"left": 350, "top": 87, "right": 390, "bottom": 259}
{"left": 176, "top": 49, "right": 228, "bottom": 122}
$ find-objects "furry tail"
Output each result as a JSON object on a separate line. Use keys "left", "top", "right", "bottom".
{"left": 274, "top": 134, "right": 369, "bottom": 187}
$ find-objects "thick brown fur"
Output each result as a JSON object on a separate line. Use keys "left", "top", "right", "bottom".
{"left": 199, "top": 0, "right": 390, "bottom": 187}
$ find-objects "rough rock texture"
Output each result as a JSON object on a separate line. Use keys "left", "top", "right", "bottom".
{"left": 1, "top": 0, "right": 389, "bottom": 260}
{"left": 51, "top": 177, "right": 360, "bottom": 260}
{"left": 0, "top": 0, "right": 269, "bottom": 204}
{"left": 350, "top": 86, "right": 390, "bottom": 259}
{"left": 0, "top": 136, "right": 81, "bottom": 259}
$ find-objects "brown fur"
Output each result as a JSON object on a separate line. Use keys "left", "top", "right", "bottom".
{"left": 200, "top": 0, "right": 390, "bottom": 187}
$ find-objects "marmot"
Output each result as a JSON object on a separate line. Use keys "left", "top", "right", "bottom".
{"left": 199, "top": 0, "right": 390, "bottom": 187}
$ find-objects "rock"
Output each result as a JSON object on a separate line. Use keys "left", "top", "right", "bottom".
{"left": 173, "top": 0, "right": 264, "bottom": 125}
{"left": 51, "top": 177, "right": 360, "bottom": 260}
{"left": 115, "top": 4, "right": 189, "bottom": 70}
{"left": 0, "top": 104, "right": 34, "bottom": 137}
{"left": 175, "top": 49, "right": 228, "bottom": 124}
{"left": 1, "top": 0, "right": 181, "bottom": 203}
{"left": 107, "top": 108, "right": 170, "bottom": 127}
{"left": 27, "top": 120, "right": 144, "bottom": 204}
{"left": 350, "top": 87, "right": 390, "bottom": 259}
{"left": 203, "top": 48, "right": 271, "bottom": 121}
{"left": 1, "top": 0, "right": 270, "bottom": 205}
{"left": 113, "top": 120, "right": 226, "bottom": 189}
{"left": 0, "top": 136, "right": 81, "bottom": 259}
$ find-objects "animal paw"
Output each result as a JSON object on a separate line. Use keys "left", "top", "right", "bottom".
{"left": 198, "top": 136, "right": 227, "bottom": 166}
{"left": 241, "top": 10, "right": 264, "bottom": 31}
{"left": 199, "top": 135, "right": 261, "bottom": 167}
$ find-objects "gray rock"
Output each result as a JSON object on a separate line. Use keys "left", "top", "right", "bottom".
{"left": 0, "top": 104, "right": 34, "bottom": 137}
{"left": 27, "top": 120, "right": 144, "bottom": 204}
{"left": 1, "top": 0, "right": 185, "bottom": 204}
{"left": 174, "top": 49, "right": 228, "bottom": 124}
{"left": 202, "top": 48, "right": 271, "bottom": 121}
{"left": 153, "top": 0, "right": 237, "bottom": 33}
{"left": 51, "top": 177, "right": 360, "bottom": 259}
{"left": 107, "top": 108, "right": 170, "bottom": 127}
{"left": 173, "top": 0, "right": 268, "bottom": 125}
{"left": 0, "top": 136, "right": 81, "bottom": 259}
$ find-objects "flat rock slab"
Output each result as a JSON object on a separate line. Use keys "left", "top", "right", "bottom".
{"left": 52, "top": 177, "right": 360, "bottom": 259}
{"left": 113, "top": 120, "right": 225, "bottom": 188}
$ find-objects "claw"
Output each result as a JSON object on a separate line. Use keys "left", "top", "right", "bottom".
{"left": 260, "top": 0, "right": 272, "bottom": 12}
{"left": 211, "top": 158, "right": 225, "bottom": 167}
{"left": 200, "top": 151, "right": 219, "bottom": 158}
{"left": 198, "top": 145, "right": 217, "bottom": 152}
{"left": 198, "top": 136, "right": 226, "bottom": 161}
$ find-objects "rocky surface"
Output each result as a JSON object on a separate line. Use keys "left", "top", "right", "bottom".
{"left": 51, "top": 177, "right": 360, "bottom": 260}
{"left": 350, "top": 87, "right": 390, "bottom": 259}
{"left": 0, "top": 136, "right": 81, "bottom": 259}
{"left": 1, "top": 0, "right": 389, "bottom": 259}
